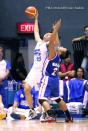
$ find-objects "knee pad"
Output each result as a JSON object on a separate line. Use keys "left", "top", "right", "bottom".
{"left": 39, "top": 99, "right": 47, "bottom": 105}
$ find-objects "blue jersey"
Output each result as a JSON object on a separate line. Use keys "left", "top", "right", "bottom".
{"left": 67, "top": 78, "right": 86, "bottom": 102}
{"left": 0, "top": 59, "right": 11, "bottom": 108}
{"left": 39, "top": 54, "right": 61, "bottom": 100}
{"left": 44, "top": 54, "right": 61, "bottom": 77}
{"left": 14, "top": 87, "right": 38, "bottom": 109}
{"left": 14, "top": 89, "right": 29, "bottom": 109}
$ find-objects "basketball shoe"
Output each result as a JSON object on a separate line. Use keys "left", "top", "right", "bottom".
{"left": 40, "top": 112, "right": 56, "bottom": 122}
{"left": 27, "top": 109, "right": 37, "bottom": 120}
{"left": 65, "top": 117, "right": 73, "bottom": 123}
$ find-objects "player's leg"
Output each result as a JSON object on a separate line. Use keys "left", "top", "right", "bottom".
{"left": 27, "top": 87, "right": 43, "bottom": 120}
{"left": 22, "top": 82, "right": 38, "bottom": 119}
{"left": 23, "top": 82, "right": 33, "bottom": 108}
{"left": 38, "top": 76, "right": 56, "bottom": 122}
{"left": 52, "top": 78, "right": 73, "bottom": 123}
{"left": 23, "top": 69, "right": 36, "bottom": 109}
{"left": 10, "top": 113, "right": 26, "bottom": 120}
{"left": 39, "top": 99, "right": 56, "bottom": 122}
{"left": 23, "top": 69, "right": 43, "bottom": 119}
{"left": 9, "top": 107, "right": 26, "bottom": 120}
{"left": 55, "top": 98, "right": 73, "bottom": 122}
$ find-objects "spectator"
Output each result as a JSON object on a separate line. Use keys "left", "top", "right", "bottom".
{"left": 66, "top": 67, "right": 87, "bottom": 103}
{"left": 0, "top": 46, "right": 11, "bottom": 108}
{"left": 76, "top": 67, "right": 85, "bottom": 79}
{"left": 12, "top": 53, "right": 27, "bottom": 81}
{"left": 7, "top": 86, "right": 42, "bottom": 120}
{"left": 72, "top": 25, "right": 88, "bottom": 42}
{"left": 66, "top": 67, "right": 88, "bottom": 115}
{"left": 72, "top": 25, "right": 88, "bottom": 79}
{"left": 59, "top": 53, "right": 75, "bottom": 80}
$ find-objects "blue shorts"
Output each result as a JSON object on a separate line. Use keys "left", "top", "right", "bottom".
{"left": 39, "top": 76, "right": 60, "bottom": 100}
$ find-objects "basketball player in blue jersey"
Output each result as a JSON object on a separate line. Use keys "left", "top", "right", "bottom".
{"left": 38, "top": 31, "right": 73, "bottom": 122}
{"left": 7, "top": 87, "right": 42, "bottom": 120}
{"left": 23, "top": 11, "right": 61, "bottom": 118}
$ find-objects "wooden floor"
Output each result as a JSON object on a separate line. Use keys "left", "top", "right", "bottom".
{"left": 0, "top": 119, "right": 88, "bottom": 131}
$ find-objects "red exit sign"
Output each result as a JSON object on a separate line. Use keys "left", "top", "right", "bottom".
{"left": 17, "top": 22, "right": 34, "bottom": 33}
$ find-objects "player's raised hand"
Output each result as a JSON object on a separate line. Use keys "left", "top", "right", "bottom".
{"left": 53, "top": 19, "right": 62, "bottom": 32}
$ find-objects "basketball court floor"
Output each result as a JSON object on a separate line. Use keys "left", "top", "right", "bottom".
{"left": 0, "top": 118, "right": 88, "bottom": 131}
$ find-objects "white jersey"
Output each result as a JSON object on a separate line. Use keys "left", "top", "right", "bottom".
{"left": 0, "top": 59, "right": 11, "bottom": 79}
{"left": 25, "top": 41, "right": 48, "bottom": 88}
{"left": 33, "top": 42, "right": 48, "bottom": 70}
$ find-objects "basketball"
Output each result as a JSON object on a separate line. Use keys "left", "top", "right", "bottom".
{"left": 25, "top": 6, "right": 37, "bottom": 19}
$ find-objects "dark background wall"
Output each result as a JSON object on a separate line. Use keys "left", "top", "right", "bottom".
{"left": 0, "top": 0, "right": 88, "bottom": 51}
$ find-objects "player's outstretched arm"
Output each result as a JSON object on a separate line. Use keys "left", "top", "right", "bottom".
{"left": 34, "top": 12, "right": 42, "bottom": 43}
{"left": 48, "top": 19, "right": 61, "bottom": 59}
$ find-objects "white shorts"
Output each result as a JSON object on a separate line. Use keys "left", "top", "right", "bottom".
{"left": 24, "top": 67, "right": 42, "bottom": 88}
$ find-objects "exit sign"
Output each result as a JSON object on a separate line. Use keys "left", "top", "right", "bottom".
{"left": 17, "top": 22, "right": 34, "bottom": 33}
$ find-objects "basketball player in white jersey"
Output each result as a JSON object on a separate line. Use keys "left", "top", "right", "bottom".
{"left": 23, "top": 11, "right": 61, "bottom": 118}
